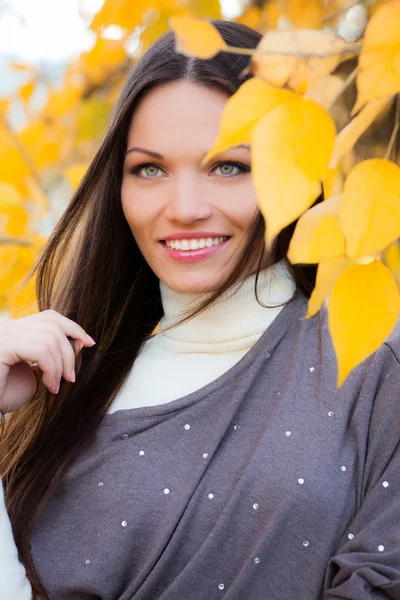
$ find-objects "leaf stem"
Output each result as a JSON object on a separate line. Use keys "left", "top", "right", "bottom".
{"left": 224, "top": 42, "right": 362, "bottom": 59}
{"left": 385, "top": 94, "right": 400, "bottom": 161}
{"left": 224, "top": 46, "right": 254, "bottom": 56}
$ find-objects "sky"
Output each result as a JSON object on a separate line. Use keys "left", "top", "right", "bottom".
{"left": 0, "top": 0, "right": 243, "bottom": 63}
{"left": 0, "top": 0, "right": 104, "bottom": 62}
{"left": 0, "top": 0, "right": 243, "bottom": 123}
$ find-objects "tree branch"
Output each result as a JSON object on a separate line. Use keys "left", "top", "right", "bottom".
{"left": 225, "top": 42, "right": 362, "bottom": 59}
{"left": 0, "top": 236, "right": 33, "bottom": 247}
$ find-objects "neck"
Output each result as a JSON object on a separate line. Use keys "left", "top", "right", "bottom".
{"left": 157, "top": 259, "right": 297, "bottom": 353}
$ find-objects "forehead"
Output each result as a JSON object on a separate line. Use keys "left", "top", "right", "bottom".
{"left": 126, "top": 81, "right": 230, "bottom": 147}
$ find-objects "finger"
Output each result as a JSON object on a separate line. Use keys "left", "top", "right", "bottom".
{"left": 39, "top": 324, "right": 83, "bottom": 384}
{"left": 69, "top": 338, "right": 84, "bottom": 356}
{"left": 40, "top": 310, "right": 96, "bottom": 348}
{"left": 52, "top": 330, "right": 78, "bottom": 384}
{"left": 32, "top": 334, "right": 61, "bottom": 393}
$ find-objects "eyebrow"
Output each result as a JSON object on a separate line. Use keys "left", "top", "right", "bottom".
{"left": 124, "top": 144, "right": 250, "bottom": 158}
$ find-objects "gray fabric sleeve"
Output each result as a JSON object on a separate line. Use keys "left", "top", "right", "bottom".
{"left": 324, "top": 342, "right": 400, "bottom": 599}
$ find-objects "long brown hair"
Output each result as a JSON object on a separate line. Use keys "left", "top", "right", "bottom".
{"left": 0, "top": 20, "right": 321, "bottom": 598}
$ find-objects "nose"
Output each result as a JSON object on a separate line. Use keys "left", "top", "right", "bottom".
{"left": 164, "top": 171, "right": 213, "bottom": 224}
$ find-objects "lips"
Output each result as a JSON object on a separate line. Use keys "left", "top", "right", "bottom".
{"left": 160, "top": 236, "right": 231, "bottom": 263}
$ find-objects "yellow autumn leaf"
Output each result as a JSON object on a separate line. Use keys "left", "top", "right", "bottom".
{"left": 235, "top": 6, "right": 263, "bottom": 29}
{"left": 352, "top": 0, "right": 400, "bottom": 114}
{"left": 2, "top": 205, "right": 29, "bottom": 237}
{"left": 24, "top": 176, "right": 49, "bottom": 229}
{"left": 0, "top": 246, "right": 19, "bottom": 311}
{"left": 284, "top": 0, "right": 326, "bottom": 29}
{"left": 323, "top": 166, "right": 344, "bottom": 200}
{"left": 6, "top": 234, "right": 46, "bottom": 317}
{"left": 79, "top": 36, "right": 128, "bottom": 86}
{"left": 270, "top": 0, "right": 344, "bottom": 30}
{"left": 91, "top": 0, "right": 140, "bottom": 31}
{"left": 0, "top": 182, "right": 28, "bottom": 237}
{"left": 262, "top": 0, "right": 282, "bottom": 29}
{"left": 9, "top": 62, "right": 35, "bottom": 73}
{"left": 202, "top": 77, "right": 301, "bottom": 166}
{"left": 19, "top": 80, "right": 35, "bottom": 104}
{"left": 142, "top": 0, "right": 224, "bottom": 54}
{"left": 8, "top": 270, "right": 38, "bottom": 318}
{"left": 76, "top": 98, "right": 112, "bottom": 141}
{"left": 0, "top": 125, "right": 31, "bottom": 197}
{"left": 287, "top": 195, "right": 345, "bottom": 264}
{"left": 252, "top": 29, "right": 350, "bottom": 94}
{"left": 328, "top": 260, "right": 400, "bottom": 387}
{"left": 140, "top": 9, "right": 173, "bottom": 51}
{"left": 0, "top": 182, "right": 22, "bottom": 208}
{"left": 169, "top": 16, "right": 226, "bottom": 59}
{"left": 40, "top": 81, "right": 84, "bottom": 120}
{"left": 304, "top": 73, "right": 345, "bottom": 110}
{"left": 91, "top": 0, "right": 175, "bottom": 32}
{"left": 383, "top": 240, "right": 400, "bottom": 289}
{"left": 339, "top": 158, "right": 400, "bottom": 258}
{"left": 64, "top": 164, "right": 89, "bottom": 190}
{"left": 0, "top": 98, "right": 10, "bottom": 114}
{"left": 19, "top": 121, "right": 61, "bottom": 170}
{"left": 307, "top": 256, "right": 349, "bottom": 318}
{"left": 182, "top": 0, "right": 222, "bottom": 20}
{"left": 330, "top": 96, "right": 394, "bottom": 168}
{"left": 0, "top": 241, "right": 39, "bottom": 310}
{"left": 252, "top": 97, "right": 336, "bottom": 248}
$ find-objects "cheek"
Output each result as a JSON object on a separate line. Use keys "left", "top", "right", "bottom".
{"left": 226, "top": 187, "right": 259, "bottom": 230}
{"left": 121, "top": 191, "right": 151, "bottom": 238}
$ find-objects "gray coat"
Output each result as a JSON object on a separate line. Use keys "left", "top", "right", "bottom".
{"left": 30, "top": 293, "right": 400, "bottom": 599}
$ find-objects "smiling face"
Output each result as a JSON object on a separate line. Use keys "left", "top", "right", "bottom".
{"left": 121, "top": 80, "right": 263, "bottom": 294}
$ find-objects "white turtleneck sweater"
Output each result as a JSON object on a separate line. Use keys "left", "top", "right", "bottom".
{"left": 108, "top": 258, "right": 296, "bottom": 413}
{"left": 0, "top": 258, "right": 296, "bottom": 599}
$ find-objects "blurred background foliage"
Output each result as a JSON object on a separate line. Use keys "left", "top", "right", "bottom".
{"left": 0, "top": 0, "right": 398, "bottom": 318}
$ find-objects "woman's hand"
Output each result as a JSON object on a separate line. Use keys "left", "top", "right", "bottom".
{"left": 0, "top": 309, "right": 96, "bottom": 414}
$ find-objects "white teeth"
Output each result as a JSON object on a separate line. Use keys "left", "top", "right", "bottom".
{"left": 181, "top": 239, "right": 190, "bottom": 250}
{"left": 165, "top": 236, "right": 228, "bottom": 250}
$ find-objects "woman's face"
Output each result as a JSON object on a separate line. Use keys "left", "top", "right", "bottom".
{"left": 121, "top": 80, "right": 260, "bottom": 294}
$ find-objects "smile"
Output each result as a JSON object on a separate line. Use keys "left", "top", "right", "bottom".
{"left": 160, "top": 236, "right": 231, "bottom": 263}
{"left": 164, "top": 236, "right": 229, "bottom": 250}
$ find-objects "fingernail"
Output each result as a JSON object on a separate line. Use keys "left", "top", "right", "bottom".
{"left": 86, "top": 335, "right": 96, "bottom": 345}
{"left": 53, "top": 381, "right": 60, "bottom": 394}
{"left": 70, "top": 369, "right": 76, "bottom": 383}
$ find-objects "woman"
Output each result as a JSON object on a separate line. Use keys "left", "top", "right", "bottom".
{"left": 0, "top": 19, "right": 399, "bottom": 600}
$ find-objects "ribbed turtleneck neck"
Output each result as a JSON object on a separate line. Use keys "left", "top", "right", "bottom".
{"left": 107, "top": 258, "right": 298, "bottom": 413}
{"left": 156, "top": 259, "right": 297, "bottom": 353}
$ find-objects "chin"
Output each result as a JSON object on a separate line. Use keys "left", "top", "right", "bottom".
{"left": 162, "top": 273, "right": 224, "bottom": 295}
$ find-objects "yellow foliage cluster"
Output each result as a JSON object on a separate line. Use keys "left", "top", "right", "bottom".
{"left": 0, "top": 0, "right": 222, "bottom": 317}
{"left": 169, "top": 0, "right": 400, "bottom": 386}
{"left": 1, "top": 0, "right": 400, "bottom": 387}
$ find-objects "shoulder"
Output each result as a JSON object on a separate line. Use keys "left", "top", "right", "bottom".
{"left": 296, "top": 295, "right": 400, "bottom": 389}
{"left": 383, "top": 316, "right": 400, "bottom": 365}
